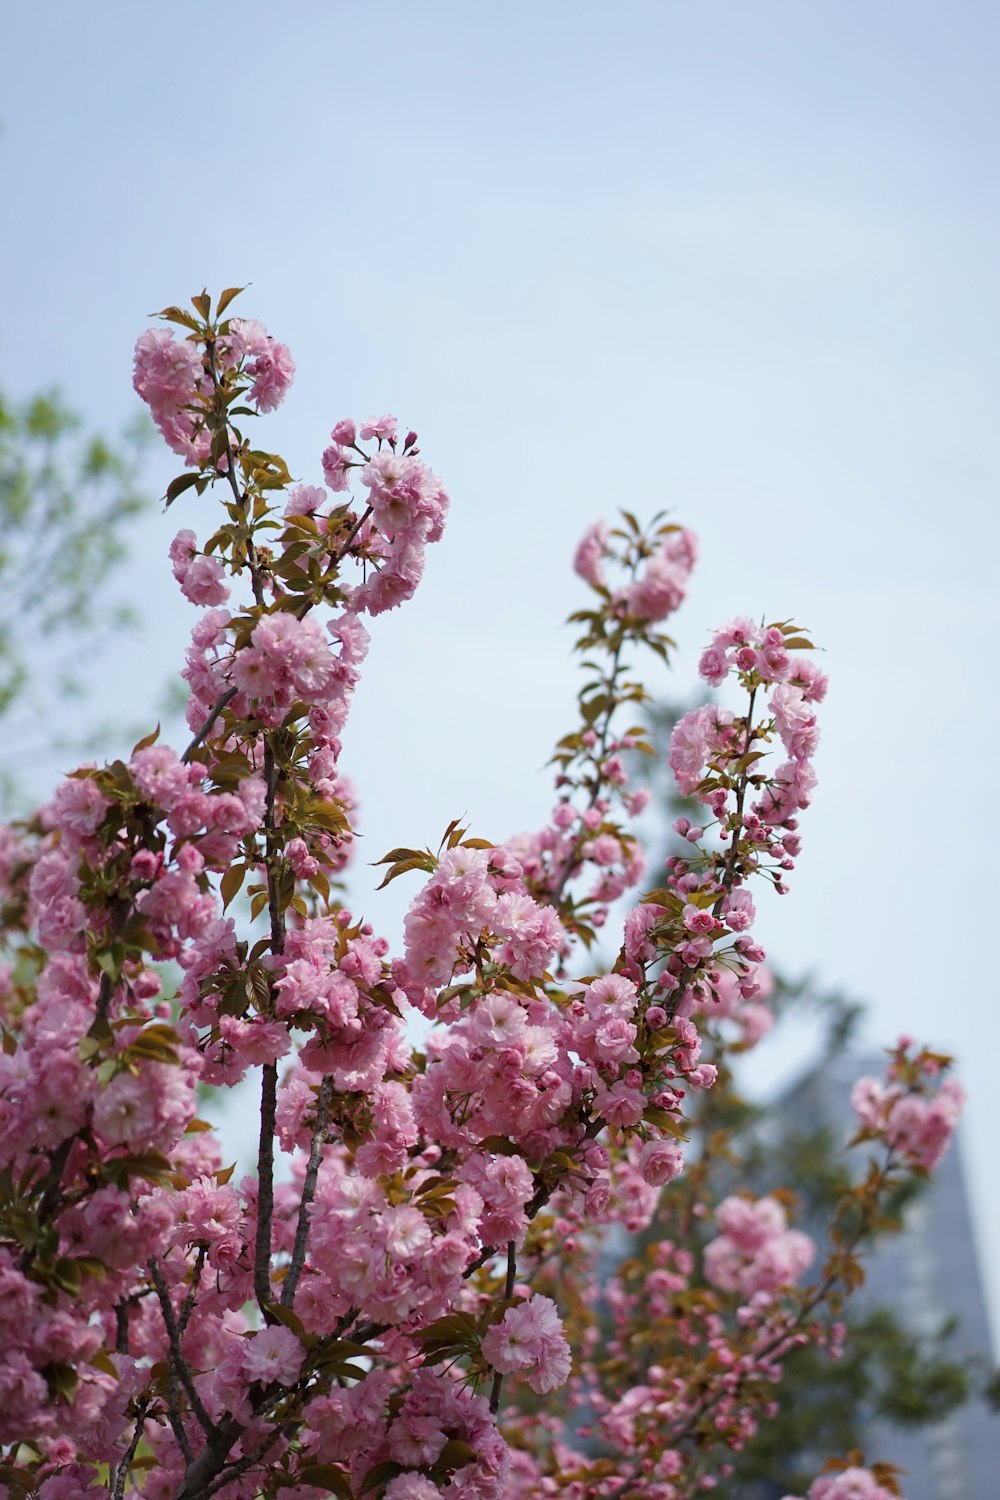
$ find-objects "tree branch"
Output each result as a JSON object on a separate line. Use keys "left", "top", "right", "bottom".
{"left": 182, "top": 686, "right": 238, "bottom": 764}
{"left": 281, "top": 1075, "right": 333, "bottom": 1308}
{"left": 489, "top": 1240, "right": 518, "bottom": 1414}
{"left": 149, "top": 1257, "right": 217, "bottom": 1439}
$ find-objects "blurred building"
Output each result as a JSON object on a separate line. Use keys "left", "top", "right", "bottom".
{"left": 775, "top": 1052, "right": 996, "bottom": 1500}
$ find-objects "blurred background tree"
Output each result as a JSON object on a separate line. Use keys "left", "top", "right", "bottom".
{"left": 0, "top": 385, "right": 152, "bottom": 808}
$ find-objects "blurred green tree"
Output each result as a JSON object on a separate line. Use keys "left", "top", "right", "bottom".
{"left": 0, "top": 386, "right": 151, "bottom": 805}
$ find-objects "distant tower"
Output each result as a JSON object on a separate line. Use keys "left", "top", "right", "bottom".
{"left": 776, "top": 1051, "right": 996, "bottom": 1500}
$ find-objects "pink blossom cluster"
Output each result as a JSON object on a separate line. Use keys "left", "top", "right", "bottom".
{"left": 673, "top": 620, "right": 826, "bottom": 836}
{"left": 783, "top": 1468, "right": 903, "bottom": 1500}
{"left": 394, "top": 845, "right": 564, "bottom": 1008}
{"left": 133, "top": 314, "right": 294, "bottom": 467}
{"left": 703, "top": 1195, "right": 815, "bottom": 1301}
{"left": 321, "top": 416, "right": 450, "bottom": 616}
{"left": 694, "top": 962, "right": 776, "bottom": 1050}
{"left": 301, "top": 1367, "right": 509, "bottom": 1499}
{"left": 510, "top": 772, "right": 651, "bottom": 917}
{"left": 573, "top": 519, "right": 698, "bottom": 622}
{"left": 504, "top": 519, "right": 700, "bottom": 931}
{"left": 169, "top": 528, "right": 230, "bottom": 607}
{"left": 851, "top": 1042, "right": 965, "bottom": 1171}
{"left": 481, "top": 1294, "right": 571, "bottom": 1394}
{"left": 218, "top": 316, "right": 296, "bottom": 413}
{"left": 132, "top": 327, "right": 212, "bottom": 464}
{"left": 541, "top": 1234, "right": 827, "bottom": 1495}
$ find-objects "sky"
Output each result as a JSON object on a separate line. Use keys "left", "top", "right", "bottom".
{"left": 3, "top": 1, "right": 999, "bottom": 1347}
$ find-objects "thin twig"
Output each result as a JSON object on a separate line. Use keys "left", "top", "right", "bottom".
{"left": 181, "top": 686, "right": 238, "bottom": 764}
{"left": 253, "top": 722, "right": 286, "bottom": 1318}
{"left": 333, "top": 502, "right": 373, "bottom": 564}
{"left": 164, "top": 1381, "right": 194, "bottom": 1469}
{"left": 253, "top": 1063, "right": 279, "bottom": 1317}
{"left": 115, "top": 1300, "right": 130, "bottom": 1355}
{"left": 281, "top": 1075, "right": 333, "bottom": 1307}
{"left": 489, "top": 1241, "right": 518, "bottom": 1414}
{"left": 110, "top": 1397, "right": 149, "bottom": 1500}
{"left": 148, "top": 1258, "right": 216, "bottom": 1438}
{"left": 178, "top": 1245, "right": 207, "bottom": 1336}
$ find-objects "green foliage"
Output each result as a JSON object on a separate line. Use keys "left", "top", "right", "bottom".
{"left": 0, "top": 387, "right": 150, "bottom": 803}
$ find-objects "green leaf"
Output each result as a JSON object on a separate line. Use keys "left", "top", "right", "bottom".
{"left": 220, "top": 863, "right": 247, "bottom": 911}
{"left": 268, "top": 1303, "right": 307, "bottom": 1341}
{"left": 131, "top": 723, "right": 161, "bottom": 755}
{"left": 322, "top": 1339, "right": 374, "bottom": 1360}
{"left": 73, "top": 1256, "right": 109, "bottom": 1282}
{"left": 435, "top": 1439, "right": 478, "bottom": 1470}
{"left": 155, "top": 305, "right": 202, "bottom": 332}
{"left": 216, "top": 285, "right": 248, "bottom": 318}
{"left": 476, "top": 1135, "right": 520, "bottom": 1156}
{"left": 320, "top": 1361, "right": 367, "bottom": 1381}
{"left": 297, "top": 1465, "right": 353, "bottom": 1498}
{"left": 45, "top": 1362, "right": 80, "bottom": 1403}
{"left": 124, "top": 1032, "right": 180, "bottom": 1065}
{"left": 361, "top": 1461, "right": 403, "bottom": 1493}
{"left": 111, "top": 1149, "right": 174, "bottom": 1185}
{"left": 378, "top": 857, "right": 428, "bottom": 889}
{"left": 165, "top": 471, "right": 202, "bottom": 508}
{"left": 413, "top": 1311, "right": 478, "bottom": 1345}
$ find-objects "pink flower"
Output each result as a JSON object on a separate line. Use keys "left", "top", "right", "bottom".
{"left": 169, "top": 530, "right": 229, "bottom": 605}
{"left": 669, "top": 705, "right": 717, "bottom": 795}
{"left": 626, "top": 552, "right": 688, "bottom": 621}
{"left": 330, "top": 418, "right": 357, "bottom": 446}
{"left": 384, "top": 1475, "right": 441, "bottom": 1500}
{"left": 704, "top": 1195, "right": 814, "bottom": 1299}
{"left": 698, "top": 644, "right": 730, "bottom": 686}
{"left": 573, "top": 522, "right": 608, "bottom": 588}
{"left": 131, "top": 745, "right": 192, "bottom": 811}
{"left": 53, "top": 776, "right": 108, "bottom": 840}
{"left": 92, "top": 1071, "right": 160, "bottom": 1148}
{"left": 321, "top": 442, "right": 353, "bottom": 492}
{"left": 721, "top": 888, "right": 755, "bottom": 932}
{"left": 284, "top": 483, "right": 327, "bottom": 518}
{"left": 359, "top": 414, "right": 398, "bottom": 441}
{"left": 481, "top": 1294, "right": 571, "bottom": 1394}
{"left": 800, "top": 1468, "right": 900, "bottom": 1500}
{"left": 638, "top": 1138, "right": 683, "bottom": 1186}
{"left": 769, "top": 683, "right": 819, "bottom": 761}
{"left": 132, "top": 328, "right": 210, "bottom": 465}
{"left": 227, "top": 319, "right": 296, "bottom": 413}
{"left": 243, "top": 1326, "right": 303, "bottom": 1386}
{"left": 594, "top": 1016, "right": 639, "bottom": 1065}
{"left": 584, "top": 973, "right": 638, "bottom": 1019}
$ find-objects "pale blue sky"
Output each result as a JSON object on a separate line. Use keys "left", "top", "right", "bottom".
{"left": 4, "top": 2, "right": 999, "bottom": 1343}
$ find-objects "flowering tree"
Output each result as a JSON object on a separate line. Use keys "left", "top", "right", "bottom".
{"left": 0, "top": 290, "right": 964, "bottom": 1500}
